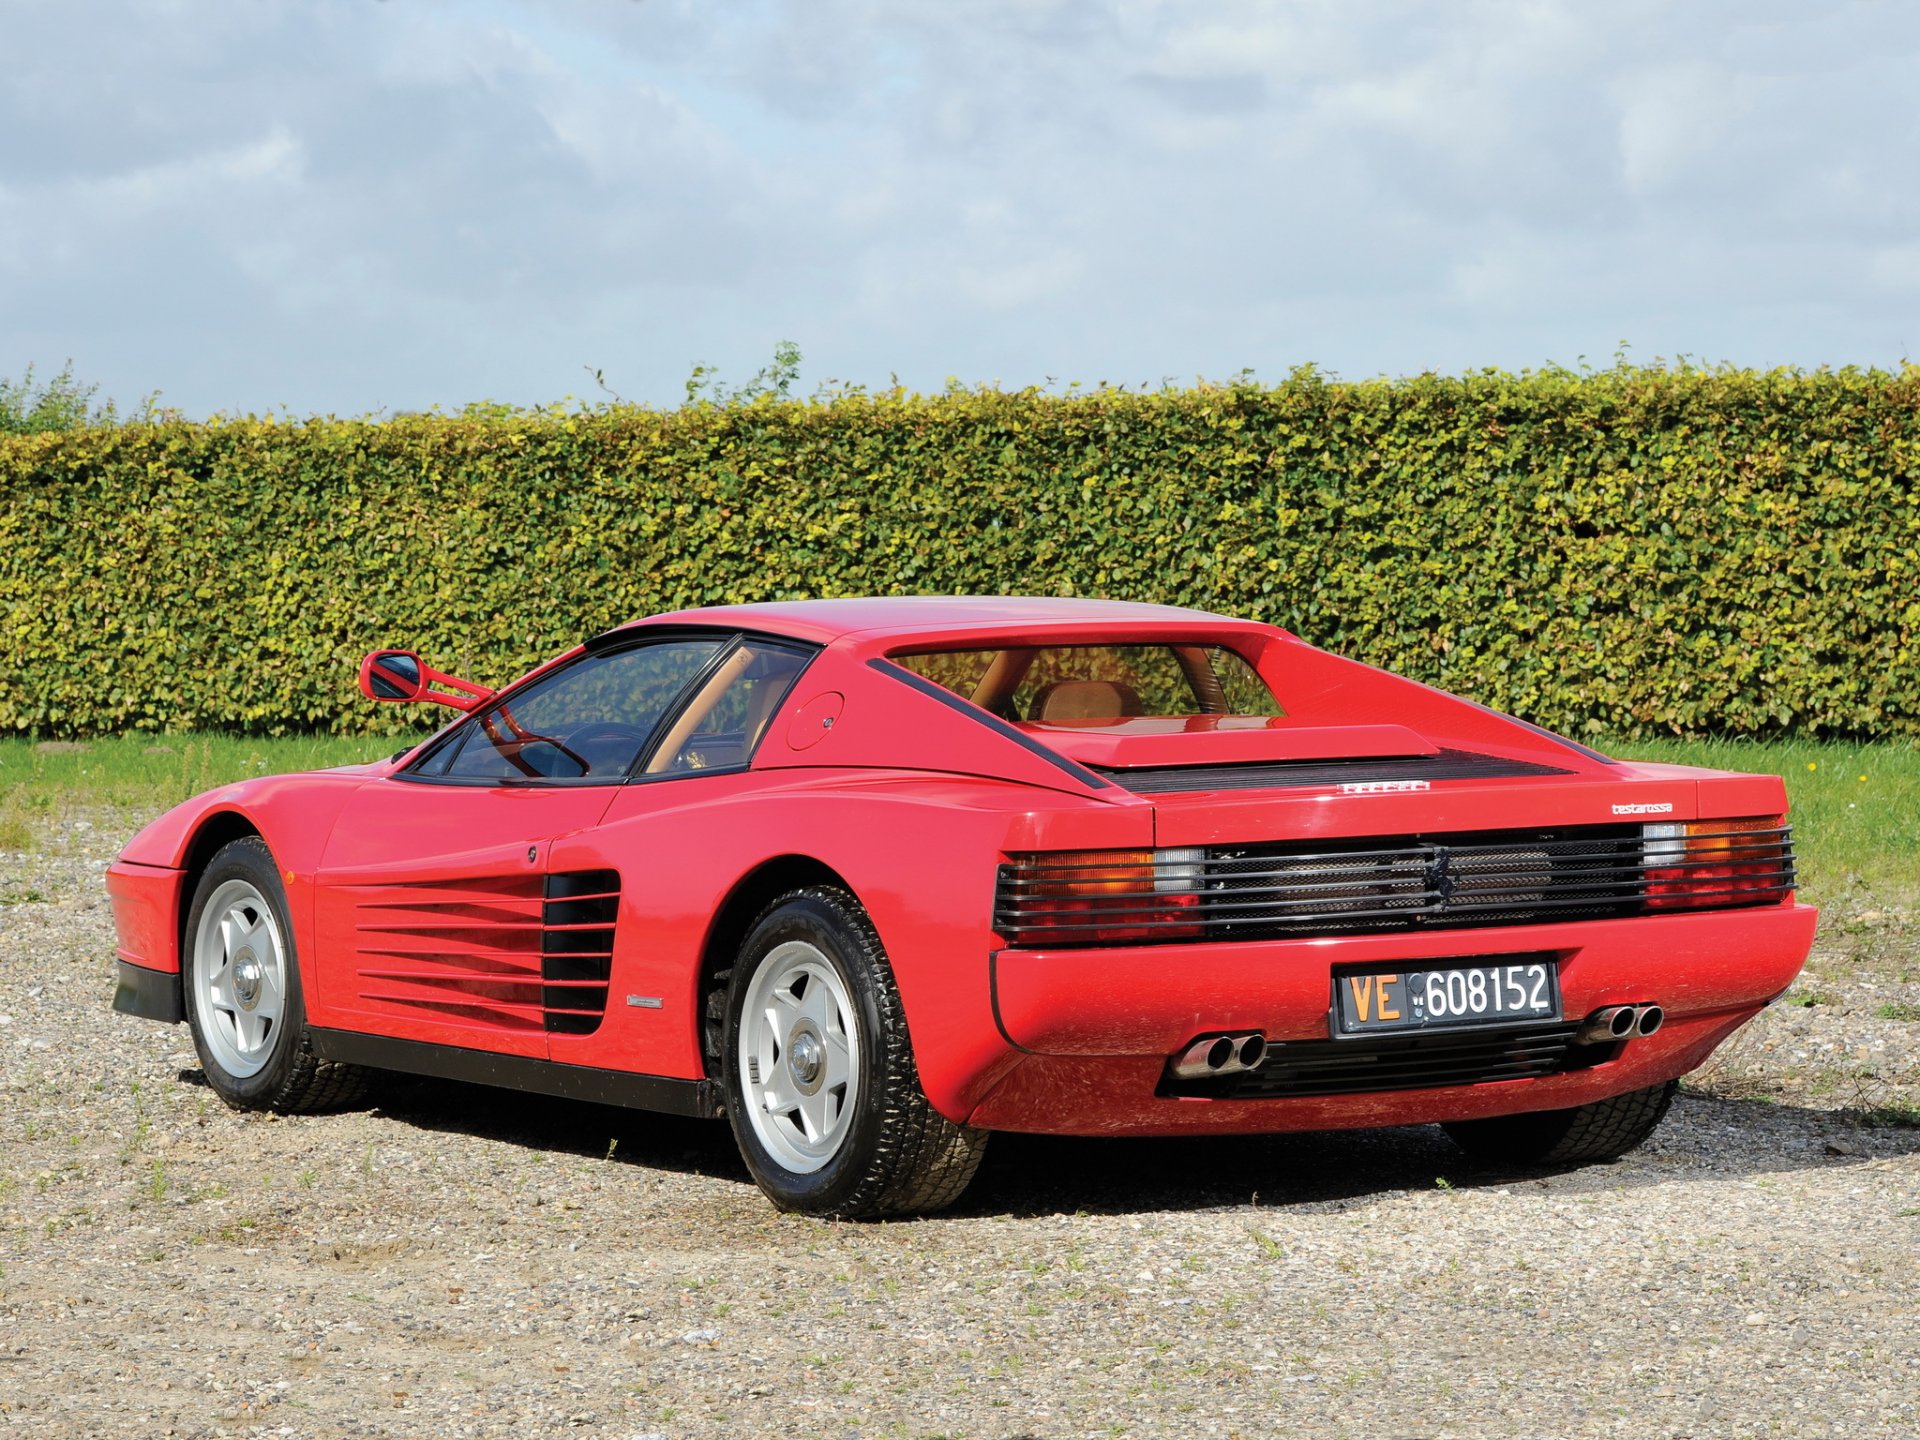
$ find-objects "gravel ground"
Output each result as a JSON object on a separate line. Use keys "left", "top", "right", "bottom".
{"left": 2, "top": 814, "right": 1917, "bottom": 1440}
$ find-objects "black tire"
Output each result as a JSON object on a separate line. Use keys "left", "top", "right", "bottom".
{"left": 181, "top": 836, "right": 369, "bottom": 1114}
{"left": 721, "top": 887, "right": 987, "bottom": 1218}
{"left": 1442, "top": 1080, "right": 1679, "bottom": 1167}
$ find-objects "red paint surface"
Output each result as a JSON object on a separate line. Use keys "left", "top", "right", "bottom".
{"left": 107, "top": 597, "right": 1819, "bottom": 1138}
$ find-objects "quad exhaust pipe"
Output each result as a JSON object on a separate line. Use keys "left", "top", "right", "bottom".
{"left": 1171, "top": 1031, "right": 1267, "bottom": 1080}
{"left": 1574, "top": 1003, "right": 1664, "bottom": 1046}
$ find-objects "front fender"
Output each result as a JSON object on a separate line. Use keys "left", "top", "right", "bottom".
{"left": 110, "top": 768, "right": 378, "bottom": 980}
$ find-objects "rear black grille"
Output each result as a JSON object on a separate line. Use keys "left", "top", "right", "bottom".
{"left": 993, "top": 824, "right": 1795, "bottom": 947}
{"left": 1161, "top": 1023, "right": 1606, "bottom": 1099}
{"left": 1206, "top": 826, "right": 1651, "bottom": 938}
{"left": 542, "top": 869, "right": 619, "bottom": 1035}
{"left": 1099, "top": 747, "right": 1575, "bottom": 795}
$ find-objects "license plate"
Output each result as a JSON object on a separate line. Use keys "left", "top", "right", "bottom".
{"left": 1332, "top": 958, "right": 1561, "bottom": 1037}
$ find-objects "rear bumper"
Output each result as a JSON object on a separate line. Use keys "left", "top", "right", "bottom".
{"left": 972, "top": 903, "right": 1816, "bottom": 1136}
{"left": 967, "top": 1007, "right": 1751, "bottom": 1135}
{"left": 992, "top": 903, "right": 1817, "bottom": 1054}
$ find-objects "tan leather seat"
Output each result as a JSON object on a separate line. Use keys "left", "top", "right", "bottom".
{"left": 743, "top": 673, "right": 786, "bottom": 748}
{"left": 1029, "top": 679, "right": 1144, "bottom": 722}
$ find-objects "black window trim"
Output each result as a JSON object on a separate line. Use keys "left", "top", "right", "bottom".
{"left": 392, "top": 626, "right": 821, "bottom": 790}
{"left": 867, "top": 658, "right": 1112, "bottom": 792}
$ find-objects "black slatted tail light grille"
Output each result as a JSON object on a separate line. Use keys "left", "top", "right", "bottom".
{"left": 543, "top": 869, "right": 620, "bottom": 1035}
{"left": 994, "top": 821, "right": 1793, "bottom": 947}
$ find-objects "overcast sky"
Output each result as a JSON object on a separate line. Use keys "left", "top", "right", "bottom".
{"left": 3, "top": 0, "right": 1916, "bottom": 418}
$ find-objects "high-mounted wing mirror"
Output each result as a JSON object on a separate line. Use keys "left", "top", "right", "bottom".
{"left": 357, "top": 649, "right": 495, "bottom": 711}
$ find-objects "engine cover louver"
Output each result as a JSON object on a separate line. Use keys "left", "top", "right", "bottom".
{"left": 1096, "top": 747, "right": 1576, "bottom": 794}
{"left": 352, "top": 869, "right": 620, "bottom": 1035}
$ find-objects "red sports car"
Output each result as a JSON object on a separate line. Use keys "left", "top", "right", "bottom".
{"left": 107, "top": 598, "right": 1815, "bottom": 1216}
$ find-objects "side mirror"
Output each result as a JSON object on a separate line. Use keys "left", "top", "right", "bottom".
{"left": 357, "top": 650, "right": 495, "bottom": 711}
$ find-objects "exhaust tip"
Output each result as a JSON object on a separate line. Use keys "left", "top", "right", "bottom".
{"left": 1169, "top": 1031, "right": 1269, "bottom": 1081}
{"left": 1636, "top": 1004, "right": 1664, "bottom": 1037}
{"left": 1172, "top": 1034, "right": 1238, "bottom": 1079}
{"left": 1574, "top": 1005, "right": 1639, "bottom": 1046}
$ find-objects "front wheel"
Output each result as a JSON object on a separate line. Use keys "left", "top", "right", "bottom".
{"left": 182, "top": 836, "right": 368, "bottom": 1113}
{"left": 722, "top": 887, "right": 987, "bottom": 1217}
{"left": 1442, "top": 1080, "right": 1679, "bottom": 1166}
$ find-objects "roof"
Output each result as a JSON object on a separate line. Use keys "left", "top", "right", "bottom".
{"left": 609, "top": 596, "right": 1266, "bottom": 646}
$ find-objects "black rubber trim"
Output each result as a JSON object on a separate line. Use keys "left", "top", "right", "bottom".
{"left": 112, "top": 959, "right": 183, "bottom": 1025}
{"left": 986, "top": 949, "right": 1039, "bottom": 1055}
{"left": 308, "top": 1028, "right": 721, "bottom": 1119}
{"left": 866, "top": 659, "right": 1112, "bottom": 791}
{"left": 584, "top": 621, "right": 822, "bottom": 657}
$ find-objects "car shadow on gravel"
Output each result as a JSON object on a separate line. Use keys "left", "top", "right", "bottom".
{"left": 359, "top": 1072, "right": 753, "bottom": 1181}
{"left": 963, "top": 1093, "right": 1920, "bottom": 1217}
{"left": 337, "top": 1072, "right": 1920, "bottom": 1218}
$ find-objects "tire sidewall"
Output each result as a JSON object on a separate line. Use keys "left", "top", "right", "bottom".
{"left": 182, "top": 837, "right": 309, "bottom": 1108}
{"left": 722, "top": 893, "right": 892, "bottom": 1213}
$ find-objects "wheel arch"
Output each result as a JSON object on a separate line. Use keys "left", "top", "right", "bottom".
{"left": 175, "top": 810, "right": 266, "bottom": 973}
{"left": 696, "top": 854, "right": 857, "bottom": 1077}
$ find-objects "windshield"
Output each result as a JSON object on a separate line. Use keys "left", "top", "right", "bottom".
{"left": 893, "top": 644, "right": 1281, "bottom": 724}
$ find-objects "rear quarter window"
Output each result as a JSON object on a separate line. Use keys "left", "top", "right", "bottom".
{"left": 894, "top": 644, "right": 1281, "bottom": 723}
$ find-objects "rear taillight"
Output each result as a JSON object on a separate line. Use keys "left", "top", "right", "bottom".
{"left": 995, "top": 848, "right": 1206, "bottom": 945}
{"left": 1642, "top": 817, "right": 1794, "bottom": 911}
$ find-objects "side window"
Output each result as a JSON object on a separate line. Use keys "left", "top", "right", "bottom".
{"left": 1204, "top": 645, "right": 1278, "bottom": 717}
{"left": 434, "top": 639, "right": 725, "bottom": 783}
{"left": 645, "top": 641, "right": 812, "bottom": 775}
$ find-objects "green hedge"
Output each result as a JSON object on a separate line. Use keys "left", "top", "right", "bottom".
{"left": 2, "top": 365, "right": 1916, "bottom": 739}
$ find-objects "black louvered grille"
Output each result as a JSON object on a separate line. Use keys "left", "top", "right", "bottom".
{"left": 542, "top": 869, "right": 619, "bottom": 1035}
{"left": 993, "top": 825, "right": 1794, "bottom": 947}
{"left": 1099, "top": 747, "right": 1575, "bottom": 795}
{"left": 1161, "top": 1023, "right": 1605, "bottom": 1099}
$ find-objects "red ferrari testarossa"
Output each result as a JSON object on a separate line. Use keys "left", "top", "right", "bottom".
{"left": 107, "top": 597, "right": 1815, "bottom": 1215}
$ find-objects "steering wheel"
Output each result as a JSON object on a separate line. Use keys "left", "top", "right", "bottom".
{"left": 481, "top": 706, "right": 594, "bottom": 779}
{"left": 562, "top": 721, "right": 656, "bottom": 773}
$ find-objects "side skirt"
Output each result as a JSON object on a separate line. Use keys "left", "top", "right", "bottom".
{"left": 309, "top": 1029, "right": 722, "bottom": 1120}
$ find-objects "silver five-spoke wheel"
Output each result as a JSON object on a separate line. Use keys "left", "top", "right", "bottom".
{"left": 191, "top": 878, "right": 287, "bottom": 1079}
{"left": 736, "top": 939, "right": 861, "bottom": 1174}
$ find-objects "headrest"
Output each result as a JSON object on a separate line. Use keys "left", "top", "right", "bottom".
{"left": 1030, "top": 679, "right": 1144, "bottom": 721}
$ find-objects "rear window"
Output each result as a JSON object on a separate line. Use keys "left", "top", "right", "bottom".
{"left": 894, "top": 644, "right": 1281, "bottom": 724}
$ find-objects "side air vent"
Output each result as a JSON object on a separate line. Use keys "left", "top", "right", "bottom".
{"left": 1097, "top": 748, "right": 1575, "bottom": 795}
{"left": 541, "top": 870, "right": 619, "bottom": 1035}
{"left": 352, "top": 869, "right": 621, "bottom": 1036}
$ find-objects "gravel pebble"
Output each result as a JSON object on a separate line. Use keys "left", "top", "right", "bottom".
{"left": 1, "top": 813, "right": 1916, "bottom": 1438}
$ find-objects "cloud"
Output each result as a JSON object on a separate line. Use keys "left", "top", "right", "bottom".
{"left": 1, "top": 0, "right": 1916, "bottom": 416}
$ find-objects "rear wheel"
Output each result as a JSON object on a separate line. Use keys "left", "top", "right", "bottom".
{"left": 1442, "top": 1080, "right": 1679, "bottom": 1166}
{"left": 182, "top": 837, "right": 368, "bottom": 1113}
{"left": 722, "top": 887, "right": 987, "bottom": 1217}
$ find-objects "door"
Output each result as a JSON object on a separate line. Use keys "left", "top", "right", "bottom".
{"left": 308, "top": 635, "right": 731, "bottom": 1056}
